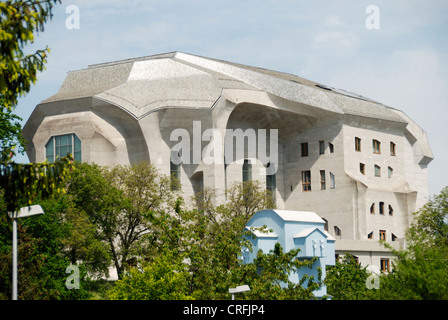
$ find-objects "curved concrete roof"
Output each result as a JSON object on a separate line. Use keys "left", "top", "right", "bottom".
{"left": 42, "top": 51, "right": 407, "bottom": 123}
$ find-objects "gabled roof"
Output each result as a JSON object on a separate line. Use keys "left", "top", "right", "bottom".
{"left": 294, "top": 227, "right": 336, "bottom": 241}
{"left": 245, "top": 227, "right": 278, "bottom": 238}
{"left": 268, "top": 209, "right": 325, "bottom": 224}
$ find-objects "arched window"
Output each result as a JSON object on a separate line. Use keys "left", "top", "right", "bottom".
{"left": 45, "top": 133, "right": 81, "bottom": 163}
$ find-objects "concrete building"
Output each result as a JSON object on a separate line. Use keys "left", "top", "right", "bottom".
{"left": 23, "top": 51, "right": 433, "bottom": 271}
{"left": 244, "top": 209, "right": 335, "bottom": 297}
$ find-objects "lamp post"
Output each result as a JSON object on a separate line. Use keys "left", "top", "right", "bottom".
{"left": 8, "top": 205, "right": 44, "bottom": 300}
{"left": 229, "top": 285, "right": 250, "bottom": 300}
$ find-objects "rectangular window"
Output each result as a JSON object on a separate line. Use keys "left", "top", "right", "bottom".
{"left": 319, "top": 140, "right": 325, "bottom": 155}
{"left": 55, "top": 134, "right": 72, "bottom": 159}
{"left": 368, "top": 231, "right": 373, "bottom": 239}
{"left": 379, "top": 230, "right": 386, "bottom": 241}
{"left": 370, "top": 203, "right": 375, "bottom": 214}
{"left": 373, "top": 139, "right": 381, "bottom": 154}
{"left": 170, "top": 158, "right": 181, "bottom": 191}
{"left": 380, "top": 258, "right": 390, "bottom": 272}
{"left": 320, "top": 170, "right": 326, "bottom": 190}
{"left": 374, "top": 165, "right": 381, "bottom": 177}
{"left": 329, "top": 142, "right": 334, "bottom": 153}
{"left": 390, "top": 142, "right": 396, "bottom": 156}
{"left": 242, "top": 159, "right": 252, "bottom": 182}
{"left": 74, "top": 134, "right": 81, "bottom": 161}
{"left": 302, "top": 170, "right": 311, "bottom": 192}
{"left": 45, "top": 137, "right": 54, "bottom": 163}
{"left": 379, "top": 202, "right": 385, "bottom": 215}
{"left": 330, "top": 172, "right": 335, "bottom": 189}
{"left": 301, "top": 143, "right": 309, "bottom": 157}
{"left": 360, "top": 163, "right": 365, "bottom": 175}
{"left": 355, "top": 137, "right": 361, "bottom": 152}
{"left": 266, "top": 165, "right": 276, "bottom": 204}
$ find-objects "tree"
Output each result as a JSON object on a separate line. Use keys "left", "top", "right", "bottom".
{"left": 1, "top": 0, "right": 60, "bottom": 110}
{"left": 125, "top": 181, "right": 323, "bottom": 300}
{"left": 373, "top": 187, "right": 448, "bottom": 300}
{"left": 0, "top": 192, "right": 92, "bottom": 300}
{"left": 68, "top": 162, "right": 174, "bottom": 280}
{"left": 0, "top": 98, "right": 26, "bottom": 159}
{"left": 106, "top": 251, "right": 194, "bottom": 300}
{"left": 0, "top": 0, "right": 72, "bottom": 215}
{"left": 325, "top": 254, "right": 372, "bottom": 300}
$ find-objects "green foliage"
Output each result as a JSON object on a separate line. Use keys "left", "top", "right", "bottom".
{"left": 67, "top": 162, "right": 173, "bottom": 280}
{"left": 0, "top": 100, "right": 26, "bottom": 159}
{"left": 325, "top": 254, "right": 371, "bottom": 300}
{"left": 106, "top": 252, "right": 194, "bottom": 300}
{"left": 0, "top": 0, "right": 61, "bottom": 109}
{"left": 0, "top": 193, "right": 92, "bottom": 300}
{"left": 326, "top": 187, "right": 448, "bottom": 300}
{"left": 0, "top": 155, "right": 74, "bottom": 212}
{"left": 372, "top": 187, "right": 448, "bottom": 300}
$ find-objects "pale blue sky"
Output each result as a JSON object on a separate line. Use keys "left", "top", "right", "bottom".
{"left": 15, "top": 0, "right": 448, "bottom": 196}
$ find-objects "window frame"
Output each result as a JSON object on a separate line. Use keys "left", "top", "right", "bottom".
{"left": 373, "top": 139, "right": 381, "bottom": 154}
{"left": 302, "top": 170, "right": 311, "bottom": 192}
{"left": 319, "top": 140, "right": 325, "bottom": 155}
{"left": 380, "top": 258, "right": 390, "bottom": 272}
{"left": 390, "top": 142, "right": 396, "bottom": 156}
{"left": 379, "top": 230, "right": 386, "bottom": 241}
{"left": 360, "top": 163, "right": 365, "bottom": 175}
{"left": 374, "top": 164, "right": 381, "bottom": 177}
{"left": 301, "top": 142, "right": 309, "bottom": 157}
{"left": 355, "top": 137, "right": 361, "bottom": 152}
{"left": 330, "top": 172, "right": 335, "bottom": 189}
{"left": 242, "top": 159, "right": 252, "bottom": 183}
{"left": 45, "top": 133, "right": 81, "bottom": 163}
{"left": 320, "top": 170, "right": 326, "bottom": 190}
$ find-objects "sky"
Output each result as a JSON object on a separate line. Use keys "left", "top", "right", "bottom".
{"left": 13, "top": 0, "right": 448, "bottom": 196}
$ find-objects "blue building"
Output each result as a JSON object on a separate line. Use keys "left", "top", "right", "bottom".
{"left": 244, "top": 209, "right": 336, "bottom": 297}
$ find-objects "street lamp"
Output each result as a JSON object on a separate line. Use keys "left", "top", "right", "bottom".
{"left": 229, "top": 285, "right": 250, "bottom": 300}
{"left": 8, "top": 205, "right": 44, "bottom": 300}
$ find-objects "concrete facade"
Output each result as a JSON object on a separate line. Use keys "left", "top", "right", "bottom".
{"left": 23, "top": 51, "right": 433, "bottom": 271}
